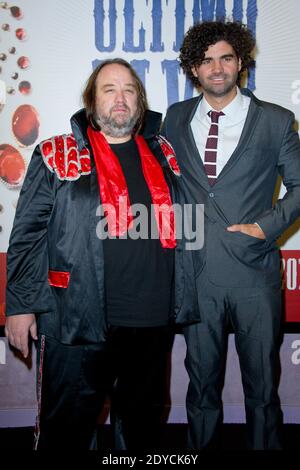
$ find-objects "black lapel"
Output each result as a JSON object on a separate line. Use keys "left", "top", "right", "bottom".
{"left": 69, "top": 110, "right": 103, "bottom": 288}
{"left": 85, "top": 145, "right": 105, "bottom": 297}
{"left": 178, "top": 95, "right": 212, "bottom": 190}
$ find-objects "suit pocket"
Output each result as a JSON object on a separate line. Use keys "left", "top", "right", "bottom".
{"left": 48, "top": 270, "right": 70, "bottom": 288}
{"left": 226, "top": 230, "right": 267, "bottom": 252}
{"left": 206, "top": 224, "right": 266, "bottom": 287}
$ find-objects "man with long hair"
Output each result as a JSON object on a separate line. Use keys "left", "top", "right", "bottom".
{"left": 5, "top": 58, "right": 196, "bottom": 450}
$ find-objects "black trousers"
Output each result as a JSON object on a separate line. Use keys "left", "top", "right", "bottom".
{"left": 34, "top": 326, "right": 172, "bottom": 450}
{"left": 184, "top": 270, "right": 283, "bottom": 450}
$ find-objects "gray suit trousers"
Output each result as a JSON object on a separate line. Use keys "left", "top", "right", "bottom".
{"left": 183, "top": 268, "right": 283, "bottom": 450}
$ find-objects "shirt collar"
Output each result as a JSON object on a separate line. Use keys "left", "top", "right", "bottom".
{"left": 222, "top": 87, "right": 245, "bottom": 120}
{"left": 196, "top": 87, "right": 248, "bottom": 123}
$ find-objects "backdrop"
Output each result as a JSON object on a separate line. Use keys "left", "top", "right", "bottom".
{"left": 0, "top": 0, "right": 300, "bottom": 426}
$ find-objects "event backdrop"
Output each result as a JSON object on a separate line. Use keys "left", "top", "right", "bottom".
{"left": 0, "top": 0, "right": 300, "bottom": 426}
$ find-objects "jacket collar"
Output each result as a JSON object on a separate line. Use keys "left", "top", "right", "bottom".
{"left": 181, "top": 88, "right": 263, "bottom": 188}
{"left": 187, "top": 87, "right": 262, "bottom": 119}
{"left": 70, "top": 108, "right": 162, "bottom": 150}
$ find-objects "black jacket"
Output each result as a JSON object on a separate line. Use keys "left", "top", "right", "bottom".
{"left": 6, "top": 109, "right": 200, "bottom": 344}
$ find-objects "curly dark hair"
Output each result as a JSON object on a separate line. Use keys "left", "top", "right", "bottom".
{"left": 179, "top": 21, "right": 255, "bottom": 87}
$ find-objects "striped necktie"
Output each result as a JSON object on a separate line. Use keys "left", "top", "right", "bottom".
{"left": 204, "top": 110, "right": 224, "bottom": 185}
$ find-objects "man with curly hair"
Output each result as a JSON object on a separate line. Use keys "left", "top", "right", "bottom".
{"left": 162, "top": 21, "right": 300, "bottom": 450}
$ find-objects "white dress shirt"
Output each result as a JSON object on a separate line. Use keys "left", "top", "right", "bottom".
{"left": 190, "top": 87, "right": 251, "bottom": 177}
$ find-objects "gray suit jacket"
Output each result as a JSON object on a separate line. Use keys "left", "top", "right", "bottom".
{"left": 162, "top": 89, "right": 300, "bottom": 293}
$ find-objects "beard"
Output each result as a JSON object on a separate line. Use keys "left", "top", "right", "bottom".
{"left": 201, "top": 73, "right": 238, "bottom": 97}
{"left": 96, "top": 105, "right": 139, "bottom": 138}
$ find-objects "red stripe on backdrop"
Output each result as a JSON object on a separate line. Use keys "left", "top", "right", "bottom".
{"left": 0, "top": 250, "right": 300, "bottom": 325}
{"left": 0, "top": 253, "right": 6, "bottom": 326}
{"left": 281, "top": 250, "right": 300, "bottom": 322}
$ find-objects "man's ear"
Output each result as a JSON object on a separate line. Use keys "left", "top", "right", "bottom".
{"left": 191, "top": 66, "right": 198, "bottom": 78}
{"left": 238, "top": 57, "right": 242, "bottom": 72}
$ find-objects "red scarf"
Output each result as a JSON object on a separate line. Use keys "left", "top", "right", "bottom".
{"left": 87, "top": 127, "right": 176, "bottom": 249}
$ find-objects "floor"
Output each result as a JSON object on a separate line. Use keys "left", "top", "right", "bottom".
{"left": 0, "top": 424, "right": 299, "bottom": 450}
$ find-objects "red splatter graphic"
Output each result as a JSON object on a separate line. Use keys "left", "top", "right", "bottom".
{"left": 0, "top": 144, "right": 26, "bottom": 186}
{"left": 15, "top": 27, "right": 26, "bottom": 40}
{"left": 12, "top": 104, "right": 40, "bottom": 146}
{"left": 10, "top": 6, "right": 22, "bottom": 19}
{"left": 18, "top": 80, "right": 31, "bottom": 94}
{"left": 17, "top": 55, "right": 30, "bottom": 69}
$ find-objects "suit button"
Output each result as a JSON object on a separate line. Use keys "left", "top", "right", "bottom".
{"left": 209, "top": 192, "right": 214, "bottom": 198}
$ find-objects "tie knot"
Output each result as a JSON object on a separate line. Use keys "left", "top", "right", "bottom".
{"left": 209, "top": 110, "right": 225, "bottom": 123}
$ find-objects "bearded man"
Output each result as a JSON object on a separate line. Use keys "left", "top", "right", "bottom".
{"left": 5, "top": 58, "right": 194, "bottom": 450}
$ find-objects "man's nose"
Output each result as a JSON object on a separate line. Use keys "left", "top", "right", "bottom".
{"left": 115, "top": 90, "right": 126, "bottom": 102}
{"left": 211, "top": 60, "right": 223, "bottom": 73}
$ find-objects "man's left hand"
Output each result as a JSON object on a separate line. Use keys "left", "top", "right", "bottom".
{"left": 227, "top": 224, "right": 266, "bottom": 239}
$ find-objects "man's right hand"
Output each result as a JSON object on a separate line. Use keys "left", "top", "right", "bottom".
{"left": 5, "top": 314, "right": 38, "bottom": 359}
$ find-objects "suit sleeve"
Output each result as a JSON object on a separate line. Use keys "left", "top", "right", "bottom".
{"left": 253, "top": 113, "right": 300, "bottom": 242}
{"left": 6, "top": 145, "right": 55, "bottom": 316}
{"left": 161, "top": 109, "right": 201, "bottom": 324}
